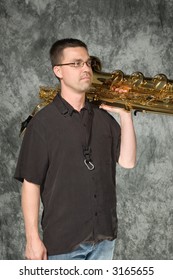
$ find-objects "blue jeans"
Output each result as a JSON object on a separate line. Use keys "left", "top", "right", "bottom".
{"left": 48, "top": 240, "right": 115, "bottom": 260}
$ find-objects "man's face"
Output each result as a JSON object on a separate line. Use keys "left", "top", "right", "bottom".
{"left": 54, "top": 47, "right": 93, "bottom": 94}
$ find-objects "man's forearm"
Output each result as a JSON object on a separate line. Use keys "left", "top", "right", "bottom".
{"left": 21, "top": 179, "right": 41, "bottom": 240}
{"left": 118, "top": 111, "right": 136, "bottom": 168}
{"left": 21, "top": 179, "right": 47, "bottom": 259}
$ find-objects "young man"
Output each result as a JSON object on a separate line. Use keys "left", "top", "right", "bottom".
{"left": 15, "top": 38, "right": 136, "bottom": 260}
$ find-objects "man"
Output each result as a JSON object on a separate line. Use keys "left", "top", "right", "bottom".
{"left": 14, "top": 38, "right": 136, "bottom": 260}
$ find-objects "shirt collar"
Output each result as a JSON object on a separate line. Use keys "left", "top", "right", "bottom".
{"left": 53, "top": 93, "right": 93, "bottom": 116}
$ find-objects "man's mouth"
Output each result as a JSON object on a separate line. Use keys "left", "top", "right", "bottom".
{"left": 80, "top": 75, "right": 91, "bottom": 81}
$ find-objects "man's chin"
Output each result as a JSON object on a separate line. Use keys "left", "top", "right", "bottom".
{"left": 81, "top": 82, "right": 92, "bottom": 92}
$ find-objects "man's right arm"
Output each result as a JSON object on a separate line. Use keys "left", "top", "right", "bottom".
{"left": 21, "top": 179, "right": 47, "bottom": 260}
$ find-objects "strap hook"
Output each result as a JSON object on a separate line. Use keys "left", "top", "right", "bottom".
{"left": 84, "top": 159, "right": 95, "bottom": 171}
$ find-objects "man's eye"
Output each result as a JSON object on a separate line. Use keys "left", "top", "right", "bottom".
{"left": 74, "top": 61, "right": 81, "bottom": 67}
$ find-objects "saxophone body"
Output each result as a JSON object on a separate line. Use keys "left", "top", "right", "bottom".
{"left": 88, "top": 56, "right": 173, "bottom": 114}
{"left": 20, "top": 56, "right": 173, "bottom": 135}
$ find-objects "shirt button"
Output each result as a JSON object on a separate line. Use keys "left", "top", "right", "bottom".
{"left": 94, "top": 194, "right": 97, "bottom": 198}
{"left": 95, "top": 212, "right": 98, "bottom": 216}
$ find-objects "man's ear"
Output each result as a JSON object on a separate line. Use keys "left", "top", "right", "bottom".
{"left": 53, "top": 66, "right": 62, "bottom": 79}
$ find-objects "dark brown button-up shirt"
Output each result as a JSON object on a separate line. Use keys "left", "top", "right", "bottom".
{"left": 14, "top": 94, "right": 121, "bottom": 255}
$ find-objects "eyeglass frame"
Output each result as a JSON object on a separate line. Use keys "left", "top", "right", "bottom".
{"left": 55, "top": 59, "right": 92, "bottom": 68}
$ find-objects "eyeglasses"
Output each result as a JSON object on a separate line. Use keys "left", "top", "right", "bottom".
{"left": 56, "top": 59, "right": 92, "bottom": 68}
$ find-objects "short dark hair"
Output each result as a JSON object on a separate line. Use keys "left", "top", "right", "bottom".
{"left": 49, "top": 38, "right": 88, "bottom": 68}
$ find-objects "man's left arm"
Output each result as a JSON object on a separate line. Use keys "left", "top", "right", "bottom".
{"left": 100, "top": 104, "right": 137, "bottom": 169}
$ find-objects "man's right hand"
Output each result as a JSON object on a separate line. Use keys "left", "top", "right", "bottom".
{"left": 25, "top": 237, "right": 47, "bottom": 260}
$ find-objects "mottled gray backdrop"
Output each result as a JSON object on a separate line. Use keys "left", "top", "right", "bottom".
{"left": 0, "top": 0, "right": 173, "bottom": 259}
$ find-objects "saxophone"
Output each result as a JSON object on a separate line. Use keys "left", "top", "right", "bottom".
{"left": 89, "top": 56, "right": 173, "bottom": 114}
{"left": 20, "top": 56, "right": 173, "bottom": 135}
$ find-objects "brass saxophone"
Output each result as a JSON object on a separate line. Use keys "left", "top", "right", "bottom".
{"left": 20, "top": 56, "right": 173, "bottom": 135}
{"left": 87, "top": 56, "right": 173, "bottom": 113}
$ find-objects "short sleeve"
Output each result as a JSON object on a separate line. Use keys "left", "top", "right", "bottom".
{"left": 14, "top": 118, "right": 49, "bottom": 185}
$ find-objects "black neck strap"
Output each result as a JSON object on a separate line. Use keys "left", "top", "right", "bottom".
{"left": 55, "top": 94, "right": 95, "bottom": 170}
{"left": 82, "top": 111, "right": 95, "bottom": 171}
